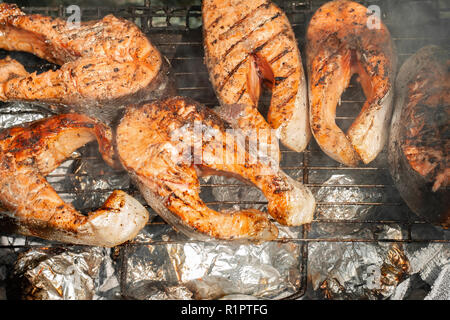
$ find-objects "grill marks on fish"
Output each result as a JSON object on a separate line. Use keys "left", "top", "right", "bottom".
{"left": 400, "top": 56, "right": 450, "bottom": 192}
{"left": 203, "top": 0, "right": 311, "bottom": 154}
{"left": 203, "top": 0, "right": 267, "bottom": 36}
{"left": 269, "top": 48, "right": 293, "bottom": 65}
{"left": 388, "top": 45, "right": 449, "bottom": 228}
{"left": 216, "top": 26, "right": 289, "bottom": 94}
{"left": 219, "top": 12, "right": 282, "bottom": 62}
{"left": 217, "top": 2, "right": 272, "bottom": 43}
{"left": 0, "top": 3, "right": 172, "bottom": 124}
{"left": 116, "top": 97, "right": 316, "bottom": 241}
{"left": 306, "top": 0, "right": 396, "bottom": 166}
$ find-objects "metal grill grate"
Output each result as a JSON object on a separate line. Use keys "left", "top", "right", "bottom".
{"left": 0, "top": 0, "right": 449, "bottom": 299}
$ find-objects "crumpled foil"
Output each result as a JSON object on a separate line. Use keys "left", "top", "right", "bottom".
{"left": 0, "top": 102, "right": 52, "bottom": 129}
{"left": 424, "top": 264, "right": 450, "bottom": 300}
{"left": 122, "top": 238, "right": 303, "bottom": 300}
{"left": 303, "top": 174, "right": 409, "bottom": 299}
{"left": 0, "top": 103, "right": 449, "bottom": 300}
{"left": 307, "top": 241, "right": 410, "bottom": 299}
{"left": 315, "top": 174, "right": 384, "bottom": 220}
{"left": 8, "top": 247, "right": 120, "bottom": 300}
{"left": 390, "top": 243, "right": 450, "bottom": 300}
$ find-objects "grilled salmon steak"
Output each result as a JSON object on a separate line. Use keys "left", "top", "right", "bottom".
{"left": 388, "top": 45, "right": 449, "bottom": 228}
{"left": 202, "top": 0, "right": 311, "bottom": 159}
{"left": 0, "top": 114, "right": 149, "bottom": 246}
{"left": 306, "top": 0, "right": 396, "bottom": 166}
{"left": 116, "top": 97, "right": 315, "bottom": 241}
{"left": 0, "top": 3, "right": 172, "bottom": 124}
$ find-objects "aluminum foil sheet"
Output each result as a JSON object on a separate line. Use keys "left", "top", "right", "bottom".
{"left": 123, "top": 238, "right": 303, "bottom": 300}
{"left": 9, "top": 247, "right": 119, "bottom": 300}
{"left": 0, "top": 104, "right": 449, "bottom": 300}
{"left": 0, "top": 102, "right": 52, "bottom": 129}
{"left": 3, "top": 232, "right": 448, "bottom": 300}
{"left": 315, "top": 174, "right": 383, "bottom": 220}
{"left": 306, "top": 241, "right": 410, "bottom": 299}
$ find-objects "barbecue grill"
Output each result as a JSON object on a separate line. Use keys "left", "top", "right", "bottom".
{"left": 0, "top": 0, "right": 449, "bottom": 300}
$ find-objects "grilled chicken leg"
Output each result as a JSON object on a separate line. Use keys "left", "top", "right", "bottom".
{"left": 306, "top": 0, "right": 396, "bottom": 166}
{"left": 0, "top": 114, "right": 149, "bottom": 246}
{"left": 0, "top": 3, "right": 172, "bottom": 124}
{"left": 116, "top": 97, "right": 315, "bottom": 241}
{"left": 202, "top": 0, "right": 311, "bottom": 159}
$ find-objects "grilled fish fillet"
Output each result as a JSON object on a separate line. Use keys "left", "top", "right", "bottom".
{"left": 116, "top": 97, "right": 315, "bottom": 241}
{"left": 0, "top": 114, "right": 149, "bottom": 246}
{"left": 388, "top": 45, "right": 449, "bottom": 228}
{"left": 202, "top": 0, "right": 311, "bottom": 158}
{"left": 0, "top": 3, "right": 173, "bottom": 124}
{"left": 306, "top": 0, "right": 396, "bottom": 166}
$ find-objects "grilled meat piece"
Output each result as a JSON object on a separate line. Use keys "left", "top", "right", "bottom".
{"left": 0, "top": 114, "right": 149, "bottom": 246}
{"left": 202, "top": 0, "right": 311, "bottom": 158}
{"left": 306, "top": 0, "right": 396, "bottom": 166}
{"left": 0, "top": 3, "right": 173, "bottom": 124}
{"left": 116, "top": 97, "right": 315, "bottom": 241}
{"left": 388, "top": 45, "right": 449, "bottom": 228}
{"left": 0, "top": 56, "right": 28, "bottom": 82}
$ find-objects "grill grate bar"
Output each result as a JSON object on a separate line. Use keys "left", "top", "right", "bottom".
{"left": 2, "top": 237, "right": 447, "bottom": 250}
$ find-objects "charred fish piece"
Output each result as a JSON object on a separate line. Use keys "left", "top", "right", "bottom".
{"left": 0, "top": 3, "right": 173, "bottom": 124}
{"left": 116, "top": 97, "right": 316, "bottom": 241}
{"left": 0, "top": 114, "right": 149, "bottom": 246}
{"left": 388, "top": 45, "right": 449, "bottom": 228}
{"left": 306, "top": 0, "right": 396, "bottom": 166}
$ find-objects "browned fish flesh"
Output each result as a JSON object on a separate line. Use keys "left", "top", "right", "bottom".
{"left": 0, "top": 3, "right": 173, "bottom": 124}
{"left": 116, "top": 97, "right": 316, "bottom": 241}
{"left": 0, "top": 114, "right": 149, "bottom": 246}
{"left": 388, "top": 45, "right": 449, "bottom": 228}
{"left": 0, "top": 56, "right": 27, "bottom": 82}
{"left": 306, "top": 0, "right": 396, "bottom": 166}
{"left": 202, "top": 0, "right": 311, "bottom": 158}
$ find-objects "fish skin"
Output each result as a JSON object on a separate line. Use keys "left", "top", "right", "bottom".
{"left": 116, "top": 97, "right": 316, "bottom": 241}
{"left": 202, "top": 0, "right": 311, "bottom": 156}
{"left": 306, "top": 0, "right": 396, "bottom": 166}
{"left": 0, "top": 114, "right": 149, "bottom": 246}
{"left": 0, "top": 3, "right": 174, "bottom": 124}
{"left": 388, "top": 45, "right": 449, "bottom": 228}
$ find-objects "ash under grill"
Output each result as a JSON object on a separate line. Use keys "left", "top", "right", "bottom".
{"left": 0, "top": 0, "right": 449, "bottom": 300}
